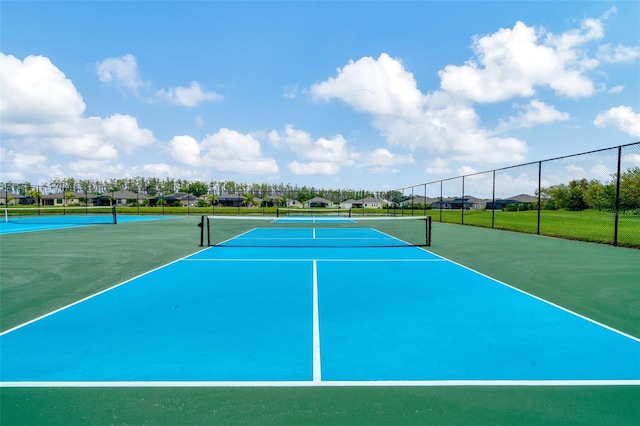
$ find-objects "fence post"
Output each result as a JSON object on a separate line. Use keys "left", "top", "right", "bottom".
{"left": 537, "top": 161, "right": 542, "bottom": 235}
{"left": 461, "top": 176, "right": 465, "bottom": 225}
{"left": 613, "top": 146, "right": 622, "bottom": 246}
{"left": 439, "top": 180, "right": 443, "bottom": 222}
{"left": 491, "top": 170, "right": 496, "bottom": 229}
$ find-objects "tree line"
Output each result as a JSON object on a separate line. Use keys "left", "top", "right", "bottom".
{"left": 3, "top": 167, "right": 638, "bottom": 211}
{"left": 540, "top": 167, "right": 640, "bottom": 211}
{"left": 0, "top": 177, "right": 393, "bottom": 205}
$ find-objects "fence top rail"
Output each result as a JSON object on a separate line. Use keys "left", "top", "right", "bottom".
{"left": 394, "top": 141, "right": 639, "bottom": 191}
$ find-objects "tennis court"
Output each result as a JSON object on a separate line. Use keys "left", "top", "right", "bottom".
{"left": 0, "top": 207, "right": 179, "bottom": 235}
{"left": 1, "top": 215, "right": 639, "bottom": 424}
{"left": 2, "top": 217, "right": 638, "bottom": 386}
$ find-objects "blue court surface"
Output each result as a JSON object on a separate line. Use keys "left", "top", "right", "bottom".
{"left": 1, "top": 227, "right": 639, "bottom": 386}
{"left": 0, "top": 215, "right": 179, "bottom": 235}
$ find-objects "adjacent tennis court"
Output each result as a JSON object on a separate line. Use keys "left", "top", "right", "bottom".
{"left": 0, "top": 207, "right": 180, "bottom": 235}
{"left": 2, "top": 217, "right": 638, "bottom": 386}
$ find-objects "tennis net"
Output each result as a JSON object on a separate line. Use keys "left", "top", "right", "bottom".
{"left": 276, "top": 207, "right": 351, "bottom": 217}
{"left": 199, "top": 215, "right": 431, "bottom": 248}
{"left": 3, "top": 206, "right": 118, "bottom": 225}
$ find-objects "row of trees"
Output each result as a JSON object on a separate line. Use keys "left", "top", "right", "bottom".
{"left": 540, "top": 168, "right": 640, "bottom": 211}
{"left": 1, "top": 177, "right": 383, "bottom": 206}
{"left": 3, "top": 167, "right": 638, "bottom": 211}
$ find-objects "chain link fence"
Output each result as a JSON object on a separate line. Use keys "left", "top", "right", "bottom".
{"left": 394, "top": 142, "right": 640, "bottom": 248}
{"left": 2, "top": 142, "right": 638, "bottom": 248}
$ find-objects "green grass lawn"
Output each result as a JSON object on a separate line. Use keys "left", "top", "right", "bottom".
{"left": 426, "top": 209, "right": 639, "bottom": 248}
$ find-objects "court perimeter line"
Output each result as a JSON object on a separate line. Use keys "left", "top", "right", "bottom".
{"left": 3, "top": 380, "right": 639, "bottom": 388}
{"left": 183, "top": 258, "right": 447, "bottom": 262}
{"left": 312, "top": 260, "right": 322, "bottom": 383}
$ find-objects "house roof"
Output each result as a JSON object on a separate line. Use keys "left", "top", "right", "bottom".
{"left": 356, "top": 197, "right": 384, "bottom": 203}
{"left": 408, "top": 196, "right": 437, "bottom": 203}
{"left": 1, "top": 191, "right": 25, "bottom": 199}
{"left": 218, "top": 193, "right": 244, "bottom": 200}
{"left": 98, "top": 190, "right": 150, "bottom": 199}
{"left": 309, "top": 196, "right": 332, "bottom": 203}
{"left": 506, "top": 194, "right": 537, "bottom": 203}
{"left": 43, "top": 191, "right": 98, "bottom": 199}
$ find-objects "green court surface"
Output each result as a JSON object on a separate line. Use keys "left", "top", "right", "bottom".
{"left": 1, "top": 217, "right": 639, "bottom": 424}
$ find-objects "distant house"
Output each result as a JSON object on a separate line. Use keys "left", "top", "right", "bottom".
{"left": 351, "top": 197, "right": 384, "bottom": 209}
{"left": 487, "top": 194, "right": 537, "bottom": 210}
{"left": 307, "top": 197, "right": 333, "bottom": 208}
{"left": 340, "top": 199, "right": 357, "bottom": 209}
{"left": 0, "top": 191, "right": 25, "bottom": 206}
{"left": 287, "top": 199, "right": 304, "bottom": 208}
{"left": 402, "top": 196, "right": 437, "bottom": 207}
{"left": 217, "top": 193, "right": 244, "bottom": 207}
{"left": 42, "top": 191, "right": 99, "bottom": 206}
{"left": 432, "top": 196, "right": 486, "bottom": 210}
{"left": 163, "top": 192, "right": 200, "bottom": 207}
{"left": 96, "top": 190, "right": 149, "bottom": 206}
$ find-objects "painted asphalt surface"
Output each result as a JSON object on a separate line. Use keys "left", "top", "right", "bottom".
{"left": 1, "top": 228, "right": 639, "bottom": 385}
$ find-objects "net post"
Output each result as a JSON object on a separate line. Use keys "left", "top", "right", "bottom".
{"left": 276, "top": 207, "right": 280, "bottom": 218}
{"left": 207, "top": 216, "right": 211, "bottom": 246}
{"left": 199, "top": 215, "right": 205, "bottom": 246}
{"left": 425, "top": 216, "right": 431, "bottom": 246}
{"left": 112, "top": 206, "right": 117, "bottom": 224}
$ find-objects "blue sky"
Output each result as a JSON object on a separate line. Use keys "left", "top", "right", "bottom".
{"left": 1, "top": 1, "right": 639, "bottom": 194}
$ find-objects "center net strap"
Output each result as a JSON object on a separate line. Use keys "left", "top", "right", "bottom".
{"left": 201, "top": 215, "right": 431, "bottom": 248}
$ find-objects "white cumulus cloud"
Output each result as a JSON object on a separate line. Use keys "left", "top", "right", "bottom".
{"left": 498, "top": 100, "right": 570, "bottom": 131}
{"left": 288, "top": 161, "right": 340, "bottom": 175}
{"left": 0, "top": 53, "right": 85, "bottom": 135}
{"left": 593, "top": 106, "right": 640, "bottom": 138}
{"left": 439, "top": 18, "right": 602, "bottom": 102}
{"left": 311, "top": 53, "right": 424, "bottom": 118}
{"left": 310, "top": 54, "right": 528, "bottom": 165}
{"left": 96, "top": 53, "right": 147, "bottom": 93}
{"left": 0, "top": 53, "right": 156, "bottom": 179}
{"left": 156, "top": 81, "right": 222, "bottom": 107}
{"left": 168, "top": 128, "right": 279, "bottom": 174}
{"left": 97, "top": 54, "right": 221, "bottom": 107}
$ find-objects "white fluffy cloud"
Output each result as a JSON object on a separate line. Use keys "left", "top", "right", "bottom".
{"left": 312, "top": 53, "right": 423, "bottom": 118}
{"left": 288, "top": 161, "right": 340, "bottom": 175}
{"left": 438, "top": 14, "right": 618, "bottom": 102}
{"left": 97, "top": 54, "right": 222, "bottom": 107}
{"left": 96, "top": 53, "right": 147, "bottom": 93}
{"left": 498, "top": 100, "right": 570, "bottom": 131}
{"left": 311, "top": 54, "right": 528, "bottom": 165}
{"left": 0, "top": 53, "right": 156, "bottom": 180}
{"left": 268, "top": 125, "right": 415, "bottom": 176}
{"left": 0, "top": 53, "right": 85, "bottom": 135}
{"left": 268, "top": 124, "right": 314, "bottom": 152}
{"left": 156, "top": 81, "right": 222, "bottom": 107}
{"left": 593, "top": 106, "right": 640, "bottom": 138}
{"left": 168, "top": 128, "right": 279, "bottom": 174}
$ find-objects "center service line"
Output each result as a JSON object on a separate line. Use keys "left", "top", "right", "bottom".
{"left": 312, "top": 260, "right": 322, "bottom": 382}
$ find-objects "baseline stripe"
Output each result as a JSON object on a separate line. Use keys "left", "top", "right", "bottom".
{"left": 3, "top": 380, "right": 639, "bottom": 388}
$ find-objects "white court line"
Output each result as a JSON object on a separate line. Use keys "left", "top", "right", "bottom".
{"left": 183, "top": 258, "right": 446, "bottom": 262}
{"left": 2, "top": 380, "right": 639, "bottom": 388}
{"left": 312, "top": 260, "right": 322, "bottom": 383}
